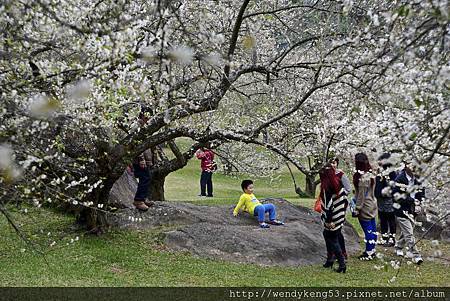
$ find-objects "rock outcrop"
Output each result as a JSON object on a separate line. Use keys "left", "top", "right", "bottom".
{"left": 110, "top": 197, "right": 361, "bottom": 267}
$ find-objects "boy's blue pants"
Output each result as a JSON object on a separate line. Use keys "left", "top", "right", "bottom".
{"left": 253, "top": 204, "right": 276, "bottom": 222}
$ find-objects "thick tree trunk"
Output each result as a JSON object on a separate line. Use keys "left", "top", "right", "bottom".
{"left": 76, "top": 177, "right": 116, "bottom": 234}
{"left": 83, "top": 206, "right": 108, "bottom": 234}
{"left": 305, "top": 173, "right": 317, "bottom": 197}
{"left": 149, "top": 170, "right": 166, "bottom": 202}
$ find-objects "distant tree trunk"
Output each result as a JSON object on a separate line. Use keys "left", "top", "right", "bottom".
{"left": 149, "top": 170, "right": 166, "bottom": 202}
{"left": 219, "top": 155, "right": 235, "bottom": 175}
{"left": 305, "top": 173, "right": 317, "bottom": 197}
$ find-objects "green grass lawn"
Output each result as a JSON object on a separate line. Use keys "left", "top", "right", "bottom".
{"left": 0, "top": 157, "right": 449, "bottom": 287}
{"left": 165, "top": 156, "right": 312, "bottom": 206}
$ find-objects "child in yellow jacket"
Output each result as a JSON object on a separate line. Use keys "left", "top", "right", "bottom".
{"left": 233, "top": 180, "right": 284, "bottom": 228}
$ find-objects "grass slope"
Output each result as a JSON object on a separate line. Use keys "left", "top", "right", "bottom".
{"left": 0, "top": 158, "right": 448, "bottom": 287}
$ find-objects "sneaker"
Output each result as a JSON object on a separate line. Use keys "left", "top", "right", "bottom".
{"left": 412, "top": 256, "right": 423, "bottom": 265}
{"left": 198, "top": 194, "right": 207, "bottom": 197}
{"left": 377, "top": 238, "right": 388, "bottom": 245}
{"left": 259, "top": 223, "right": 270, "bottom": 229}
{"left": 395, "top": 249, "right": 404, "bottom": 257}
{"left": 358, "top": 252, "right": 375, "bottom": 260}
{"left": 377, "top": 240, "right": 386, "bottom": 245}
{"left": 206, "top": 195, "right": 213, "bottom": 197}
{"left": 268, "top": 220, "right": 284, "bottom": 226}
{"left": 386, "top": 238, "right": 395, "bottom": 247}
{"left": 133, "top": 201, "right": 149, "bottom": 212}
{"left": 405, "top": 251, "right": 414, "bottom": 258}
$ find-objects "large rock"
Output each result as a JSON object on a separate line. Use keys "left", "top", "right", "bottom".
{"left": 109, "top": 198, "right": 361, "bottom": 267}
{"left": 109, "top": 171, "right": 138, "bottom": 209}
{"left": 108, "top": 174, "right": 449, "bottom": 266}
{"left": 415, "top": 201, "right": 450, "bottom": 243}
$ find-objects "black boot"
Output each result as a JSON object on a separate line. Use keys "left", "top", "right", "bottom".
{"left": 335, "top": 265, "right": 346, "bottom": 273}
{"left": 335, "top": 252, "right": 346, "bottom": 273}
{"left": 323, "top": 261, "right": 334, "bottom": 268}
{"left": 323, "top": 252, "right": 334, "bottom": 268}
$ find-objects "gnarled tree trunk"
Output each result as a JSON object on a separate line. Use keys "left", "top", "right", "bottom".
{"left": 149, "top": 170, "right": 166, "bottom": 202}
{"left": 305, "top": 173, "right": 318, "bottom": 197}
{"left": 77, "top": 179, "right": 116, "bottom": 234}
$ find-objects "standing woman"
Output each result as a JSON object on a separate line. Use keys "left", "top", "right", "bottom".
{"left": 353, "top": 153, "right": 378, "bottom": 260}
{"left": 320, "top": 164, "right": 348, "bottom": 273}
{"left": 330, "top": 157, "right": 351, "bottom": 260}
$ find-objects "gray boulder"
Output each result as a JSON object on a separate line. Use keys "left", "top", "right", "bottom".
{"left": 109, "top": 171, "right": 138, "bottom": 209}
{"left": 415, "top": 201, "right": 450, "bottom": 242}
{"left": 109, "top": 198, "right": 361, "bottom": 267}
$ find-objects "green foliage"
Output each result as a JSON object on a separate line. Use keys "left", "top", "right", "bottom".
{"left": 409, "top": 132, "right": 417, "bottom": 141}
{"left": 414, "top": 98, "right": 423, "bottom": 107}
{"left": 52, "top": 135, "right": 65, "bottom": 152}
{"left": 397, "top": 5, "right": 410, "bottom": 17}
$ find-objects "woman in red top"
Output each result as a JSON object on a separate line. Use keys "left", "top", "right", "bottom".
{"left": 195, "top": 148, "right": 215, "bottom": 197}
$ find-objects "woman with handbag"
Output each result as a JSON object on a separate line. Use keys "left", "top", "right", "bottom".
{"left": 319, "top": 164, "right": 348, "bottom": 273}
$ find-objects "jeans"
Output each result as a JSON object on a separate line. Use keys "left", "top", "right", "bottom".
{"left": 359, "top": 218, "right": 377, "bottom": 253}
{"left": 200, "top": 171, "right": 213, "bottom": 196}
{"left": 379, "top": 211, "right": 396, "bottom": 237}
{"left": 323, "top": 229, "right": 346, "bottom": 267}
{"left": 133, "top": 163, "right": 150, "bottom": 201}
{"left": 253, "top": 204, "right": 276, "bottom": 222}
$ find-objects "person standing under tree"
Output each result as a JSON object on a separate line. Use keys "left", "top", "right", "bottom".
{"left": 319, "top": 164, "right": 348, "bottom": 273}
{"left": 130, "top": 106, "right": 155, "bottom": 211}
{"left": 353, "top": 153, "right": 378, "bottom": 260}
{"left": 375, "top": 153, "right": 397, "bottom": 247}
{"left": 393, "top": 162, "right": 424, "bottom": 264}
{"left": 195, "top": 147, "right": 215, "bottom": 197}
{"left": 330, "top": 157, "right": 351, "bottom": 260}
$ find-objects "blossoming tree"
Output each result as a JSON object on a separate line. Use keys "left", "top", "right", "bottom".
{"left": 0, "top": 0, "right": 448, "bottom": 232}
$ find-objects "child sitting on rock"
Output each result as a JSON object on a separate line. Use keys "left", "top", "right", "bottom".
{"left": 233, "top": 179, "right": 284, "bottom": 228}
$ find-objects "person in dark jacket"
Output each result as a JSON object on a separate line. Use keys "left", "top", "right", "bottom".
{"left": 374, "top": 153, "right": 397, "bottom": 246}
{"left": 319, "top": 164, "right": 348, "bottom": 273}
{"left": 393, "top": 162, "right": 424, "bottom": 264}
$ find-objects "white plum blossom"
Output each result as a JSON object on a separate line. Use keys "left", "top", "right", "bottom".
{"left": 141, "top": 46, "right": 158, "bottom": 62}
{"left": 169, "top": 46, "right": 194, "bottom": 65}
{"left": 29, "top": 94, "right": 60, "bottom": 118}
{"left": 0, "top": 0, "right": 447, "bottom": 240}
{"left": 203, "top": 52, "right": 222, "bottom": 66}
{"left": 0, "top": 144, "right": 13, "bottom": 170}
{"left": 66, "top": 80, "right": 93, "bottom": 103}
